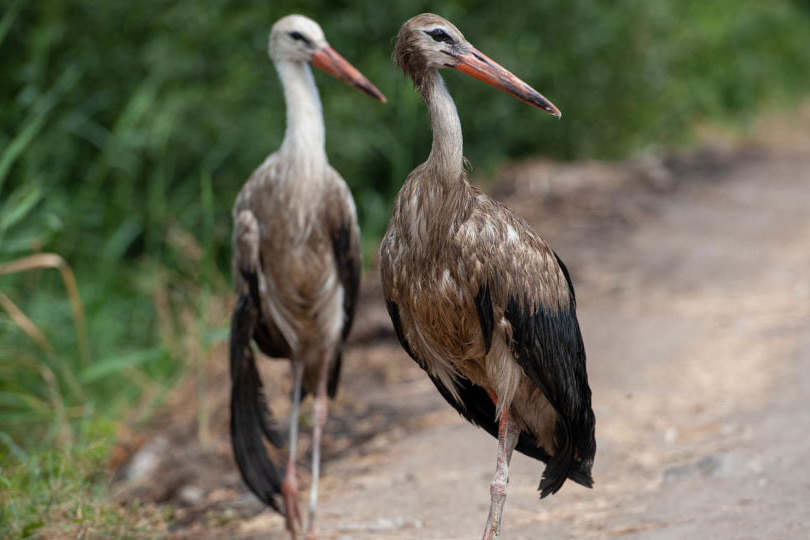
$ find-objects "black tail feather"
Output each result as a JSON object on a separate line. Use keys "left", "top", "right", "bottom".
{"left": 538, "top": 419, "right": 594, "bottom": 497}
{"left": 567, "top": 465, "right": 594, "bottom": 489}
{"left": 539, "top": 456, "right": 594, "bottom": 497}
{"left": 230, "top": 293, "right": 284, "bottom": 513}
{"left": 327, "top": 347, "right": 343, "bottom": 399}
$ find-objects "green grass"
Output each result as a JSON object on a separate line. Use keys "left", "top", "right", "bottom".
{"left": 0, "top": 253, "right": 224, "bottom": 536}
{"left": 0, "top": 421, "right": 170, "bottom": 538}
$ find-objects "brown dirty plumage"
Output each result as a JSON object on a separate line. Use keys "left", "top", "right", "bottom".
{"left": 381, "top": 14, "right": 595, "bottom": 539}
{"left": 228, "top": 14, "right": 384, "bottom": 539}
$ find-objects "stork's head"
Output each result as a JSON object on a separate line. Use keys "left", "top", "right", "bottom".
{"left": 394, "top": 13, "right": 560, "bottom": 117}
{"left": 269, "top": 15, "right": 386, "bottom": 102}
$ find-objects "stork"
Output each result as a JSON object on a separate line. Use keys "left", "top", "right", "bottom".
{"left": 229, "top": 14, "right": 385, "bottom": 539}
{"left": 380, "top": 14, "right": 595, "bottom": 539}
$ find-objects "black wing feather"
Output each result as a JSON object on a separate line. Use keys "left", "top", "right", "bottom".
{"left": 329, "top": 221, "right": 361, "bottom": 398}
{"left": 242, "top": 268, "right": 290, "bottom": 359}
{"left": 474, "top": 283, "right": 494, "bottom": 355}
{"left": 385, "top": 300, "right": 552, "bottom": 463}
{"left": 554, "top": 251, "right": 576, "bottom": 302}
{"left": 503, "top": 254, "right": 595, "bottom": 497}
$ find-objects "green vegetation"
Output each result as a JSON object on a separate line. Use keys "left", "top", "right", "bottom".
{"left": 1, "top": 421, "right": 169, "bottom": 538}
{"left": 2, "top": 0, "right": 810, "bottom": 534}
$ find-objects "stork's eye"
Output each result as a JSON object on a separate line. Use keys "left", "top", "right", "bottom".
{"left": 288, "top": 31, "right": 312, "bottom": 46}
{"left": 424, "top": 28, "right": 454, "bottom": 44}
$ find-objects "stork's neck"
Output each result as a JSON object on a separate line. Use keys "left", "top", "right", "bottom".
{"left": 422, "top": 70, "right": 464, "bottom": 181}
{"left": 275, "top": 60, "right": 327, "bottom": 163}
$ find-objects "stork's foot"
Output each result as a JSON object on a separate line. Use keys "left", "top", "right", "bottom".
{"left": 281, "top": 475, "right": 303, "bottom": 537}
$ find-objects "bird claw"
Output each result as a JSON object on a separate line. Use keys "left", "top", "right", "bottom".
{"left": 282, "top": 476, "right": 303, "bottom": 537}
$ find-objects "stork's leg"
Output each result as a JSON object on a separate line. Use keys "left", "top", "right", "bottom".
{"left": 482, "top": 408, "right": 521, "bottom": 540}
{"left": 304, "top": 350, "right": 330, "bottom": 540}
{"left": 282, "top": 361, "right": 304, "bottom": 537}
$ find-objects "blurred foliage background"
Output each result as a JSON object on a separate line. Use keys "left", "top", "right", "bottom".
{"left": 1, "top": 0, "right": 810, "bottom": 533}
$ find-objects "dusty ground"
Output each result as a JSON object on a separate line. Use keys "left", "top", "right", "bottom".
{"left": 113, "top": 112, "right": 810, "bottom": 539}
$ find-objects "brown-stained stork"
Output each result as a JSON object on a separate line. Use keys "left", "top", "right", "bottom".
{"left": 229, "top": 14, "right": 385, "bottom": 539}
{"left": 380, "top": 14, "right": 595, "bottom": 539}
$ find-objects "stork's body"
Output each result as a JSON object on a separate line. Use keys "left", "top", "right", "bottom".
{"left": 380, "top": 14, "right": 595, "bottom": 539}
{"left": 229, "top": 15, "right": 384, "bottom": 539}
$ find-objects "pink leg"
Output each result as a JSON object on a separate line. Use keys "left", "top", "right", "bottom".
{"left": 482, "top": 406, "right": 521, "bottom": 540}
{"left": 304, "top": 350, "right": 330, "bottom": 540}
{"left": 282, "top": 361, "right": 304, "bottom": 538}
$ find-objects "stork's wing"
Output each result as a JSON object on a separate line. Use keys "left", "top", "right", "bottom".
{"left": 456, "top": 197, "right": 595, "bottom": 496}
{"left": 242, "top": 266, "right": 291, "bottom": 359}
{"left": 327, "top": 179, "right": 362, "bottom": 398}
{"left": 384, "top": 298, "right": 553, "bottom": 464}
{"left": 232, "top": 162, "right": 291, "bottom": 360}
{"left": 496, "top": 250, "right": 595, "bottom": 496}
{"left": 332, "top": 221, "right": 361, "bottom": 342}
{"left": 232, "top": 208, "right": 291, "bottom": 359}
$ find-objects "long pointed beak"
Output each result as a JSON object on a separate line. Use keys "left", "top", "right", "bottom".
{"left": 311, "top": 46, "right": 387, "bottom": 103}
{"left": 454, "top": 46, "right": 561, "bottom": 118}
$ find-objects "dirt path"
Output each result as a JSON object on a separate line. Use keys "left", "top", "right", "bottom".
{"left": 114, "top": 136, "right": 810, "bottom": 539}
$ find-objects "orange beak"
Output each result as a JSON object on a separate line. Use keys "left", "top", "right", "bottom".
{"left": 311, "top": 46, "right": 387, "bottom": 103}
{"left": 454, "top": 46, "right": 561, "bottom": 118}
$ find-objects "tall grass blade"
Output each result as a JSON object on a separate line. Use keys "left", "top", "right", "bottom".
{"left": 0, "top": 292, "right": 54, "bottom": 354}
{"left": 0, "top": 66, "right": 79, "bottom": 196}
{"left": 0, "top": 254, "right": 89, "bottom": 366}
{"left": 0, "top": 185, "right": 42, "bottom": 233}
{"left": 0, "top": 184, "right": 42, "bottom": 248}
{"left": 0, "top": 431, "right": 27, "bottom": 462}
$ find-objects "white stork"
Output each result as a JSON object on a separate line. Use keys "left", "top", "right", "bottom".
{"left": 229, "top": 14, "right": 385, "bottom": 539}
{"left": 380, "top": 13, "right": 595, "bottom": 539}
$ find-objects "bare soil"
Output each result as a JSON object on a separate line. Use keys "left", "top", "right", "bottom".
{"left": 112, "top": 111, "right": 810, "bottom": 539}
